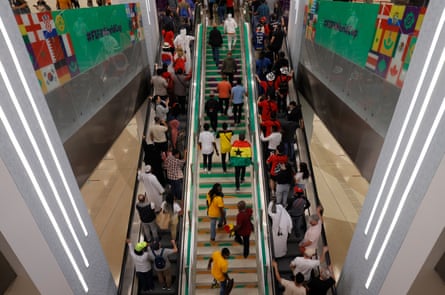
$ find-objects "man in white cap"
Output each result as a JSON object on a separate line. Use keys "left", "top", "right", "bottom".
{"left": 137, "top": 165, "right": 164, "bottom": 212}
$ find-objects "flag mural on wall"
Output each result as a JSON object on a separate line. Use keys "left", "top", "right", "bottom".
{"left": 303, "top": 0, "right": 426, "bottom": 89}
{"left": 366, "top": 3, "right": 426, "bottom": 87}
{"left": 14, "top": 3, "right": 144, "bottom": 94}
{"left": 304, "top": 0, "right": 319, "bottom": 41}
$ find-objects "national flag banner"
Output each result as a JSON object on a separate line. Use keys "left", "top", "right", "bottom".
{"left": 386, "top": 58, "right": 402, "bottom": 85}
{"left": 365, "top": 51, "right": 379, "bottom": 71}
{"left": 35, "top": 69, "right": 47, "bottom": 94}
{"left": 25, "top": 42, "right": 39, "bottom": 70}
{"left": 60, "top": 34, "right": 74, "bottom": 57}
{"left": 14, "top": 14, "right": 28, "bottom": 37}
{"left": 23, "top": 13, "right": 45, "bottom": 43}
{"left": 371, "top": 27, "right": 383, "bottom": 52}
{"left": 379, "top": 29, "right": 399, "bottom": 57}
{"left": 230, "top": 141, "right": 252, "bottom": 166}
{"left": 400, "top": 6, "right": 419, "bottom": 35}
{"left": 375, "top": 54, "right": 391, "bottom": 79}
{"left": 396, "top": 62, "right": 409, "bottom": 88}
{"left": 415, "top": 6, "right": 426, "bottom": 35}
{"left": 375, "top": 2, "right": 392, "bottom": 27}
{"left": 31, "top": 40, "right": 53, "bottom": 68}
{"left": 404, "top": 35, "right": 417, "bottom": 64}
{"left": 54, "top": 59, "right": 71, "bottom": 84}
{"left": 388, "top": 5, "right": 406, "bottom": 27}
{"left": 39, "top": 64, "right": 60, "bottom": 93}
{"left": 46, "top": 36, "right": 65, "bottom": 63}
{"left": 38, "top": 12, "right": 57, "bottom": 39}
{"left": 65, "top": 55, "right": 80, "bottom": 78}
{"left": 393, "top": 33, "right": 409, "bottom": 62}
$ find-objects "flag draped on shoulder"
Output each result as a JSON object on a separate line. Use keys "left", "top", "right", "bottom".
{"left": 230, "top": 140, "right": 252, "bottom": 167}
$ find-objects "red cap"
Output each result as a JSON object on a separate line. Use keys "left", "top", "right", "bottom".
{"left": 294, "top": 186, "right": 304, "bottom": 194}
{"left": 260, "top": 16, "right": 267, "bottom": 23}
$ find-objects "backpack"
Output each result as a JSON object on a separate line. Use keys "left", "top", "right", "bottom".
{"left": 152, "top": 248, "right": 166, "bottom": 269}
{"left": 278, "top": 76, "right": 289, "bottom": 94}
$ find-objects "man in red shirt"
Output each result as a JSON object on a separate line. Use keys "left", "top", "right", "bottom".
{"left": 233, "top": 201, "right": 253, "bottom": 258}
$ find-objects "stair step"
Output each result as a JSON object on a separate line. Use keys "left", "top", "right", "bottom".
{"left": 196, "top": 273, "right": 259, "bottom": 285}
{"left": 198, "top": 193, "right": 252, "bottom": 199}
{"left": 195, "top": 258, "right": 257, "bottom": 269}
{"left": 199, "top": 172, "right": 251, "bottom": 178}
{"left": 196, "top": 289, "right": 260, "bottom": 294}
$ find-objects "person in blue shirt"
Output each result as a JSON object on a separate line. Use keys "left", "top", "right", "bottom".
{"left": 231, "top": 78, "right": 247, "bottom": 125}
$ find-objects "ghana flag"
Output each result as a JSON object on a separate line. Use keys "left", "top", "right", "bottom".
{"left": 230, "top": 140, "right": 252, "bottom": 167}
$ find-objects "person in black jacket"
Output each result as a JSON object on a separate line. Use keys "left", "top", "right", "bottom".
{"left": 205, "top": 91, "right": 220, "bottom": 132}
{"left": 136, "top": 194, "right": 159, "bottom": 242}
{"left": 208, "top": 24, "right": 223, "bottom": 66}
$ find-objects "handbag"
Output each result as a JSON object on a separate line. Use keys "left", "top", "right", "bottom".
{"left": 156, "top": 210, "right": 171, "bottom": 230}
{"left": 227, "top": 105, "right": 233, "bottom": 117}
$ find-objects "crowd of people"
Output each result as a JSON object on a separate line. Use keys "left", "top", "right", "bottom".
{"left": 127, "top": 3, "right": 198, "bottom": 293}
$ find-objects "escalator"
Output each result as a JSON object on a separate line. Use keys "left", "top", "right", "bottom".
{"left": 179, "top": 16, "right": 275, "bottom": 294}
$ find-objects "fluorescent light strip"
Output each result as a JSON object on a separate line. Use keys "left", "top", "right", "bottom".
{"left": 145, "top": 0, "right": 151, "bottom": 25}
{"left": 366, "top": 95, "right": 445, "bottom": 289}
{"left": 364, "top": 15, "right": 445, "bottom": 259}
{"left": 0, "top": 62, "right": 89, "bottom": 267}
{"left": 294, "top": 0, "right": 300, "bottom": 25}
{"left": 0, "top": 106, "right": 89, "bottom": 292}
{"left": 364, "top": 8, "right": 445, "bottom": 236}
{"left": 0, "top": 19, "right": 89, "bottom": 238}
{"left": 0, "top": 61, "right": 89, "bottom": 268}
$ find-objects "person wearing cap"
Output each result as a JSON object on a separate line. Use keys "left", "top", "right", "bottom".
{"left": 208, "top": 248, "right": 231, "bottom": 293}
{"left": 147, "top": 239, "right": 178, "bottom": 291}
{"left": 231, "top": 78, "right": 247, "bottom": 125}
{"left": 274, "top": 66, "right": 294, "bottom": 113}
{"left": 288, "top": 186, "right": 311, "bottom": 242}
{"left": 290, "top": 246, "right": 329, "bottom": 282}
{"left": 230, "top": 133, "right": 252, "bottom": 192}
{"left": 299, "top": 205, "right": 323, "bottom": 256}
{"left": 255, "top": 51, "right": 272, "bottom": 82}
{"left": 126, "top": 239, "right": 155, "bottom": 292}
{"left": 137, "top": 165, "right": 165, "bottom": 212}
{"left": 272, "top": 261, "right": 307, "bottom": 295}
{"left": 255, "top": 72, "right": 278, "bottom": 117}
{"left": 205, "top": 91, "right": 220, "bottom": 132}
{"left": 208, "top": 23, "right": 223, "bottom": 66}
{"left": 136, "top": 194, "right": 159, "bottom": 242}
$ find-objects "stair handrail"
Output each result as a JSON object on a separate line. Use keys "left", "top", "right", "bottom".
{"left": 239, "top": 16, "right": 276, "bottom": 295}
{"left": 178, "top": 10, "right": 206, "bottom": 294}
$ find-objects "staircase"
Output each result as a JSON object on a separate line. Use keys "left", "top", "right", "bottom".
{"left": 193, "top": 25, "right": 261, "bottom": 294}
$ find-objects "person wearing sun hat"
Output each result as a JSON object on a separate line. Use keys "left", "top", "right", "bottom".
{"left": 126, "top": 239, "right": 154, "bottom": 292}
{"left": 288, "top": 186, "right": 311, "bottom": 242}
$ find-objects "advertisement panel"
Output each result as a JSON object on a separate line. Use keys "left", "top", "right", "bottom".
{"left": 315, "top": 1, "right": 379, "bottom": 67}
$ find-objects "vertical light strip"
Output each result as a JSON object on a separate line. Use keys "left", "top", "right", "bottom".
{"left": 0, "top": 18, "right": 89, "bottom": 237}
{"left": 0, "top": 29, "right": 89, "bottom": 267}
{"left": 294, "top": 0, "right": 300, "bottom": 25}
{"left": 364, "top": 21, "right": 445, "bottom": 260}
{"left": 364, "top": 8, "right": 445, "bottom": 236}
{"left": 145, "top": 0, "right": 151, "bottom": 25}
{"left": 0, "top": 106, "right": 89, "bottom": 292}
{"left": 365, "top": 95, "right": 445, "bottom": 289}
{"left": 0, "top": 61, "right": 89, "bottom": 267}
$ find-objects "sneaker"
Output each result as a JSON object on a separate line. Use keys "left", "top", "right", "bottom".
{"left": 236, "top": 188, "right": 240, "bottom": 192}
{"left": 203, "top": 168, "right": 207, "bottom": 172}
{"left": 162, "top": 286, "right": 167, "bottom": 290}
{"left": 240, "top": 179, "right": 245, "bottom": 184}
{"left": 167, "top": 288, "right": 172, "bottom": 291}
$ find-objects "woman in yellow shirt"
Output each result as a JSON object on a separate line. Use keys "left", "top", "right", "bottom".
{"left": 206, "top": 183, "right": 226, "bottom": 241}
